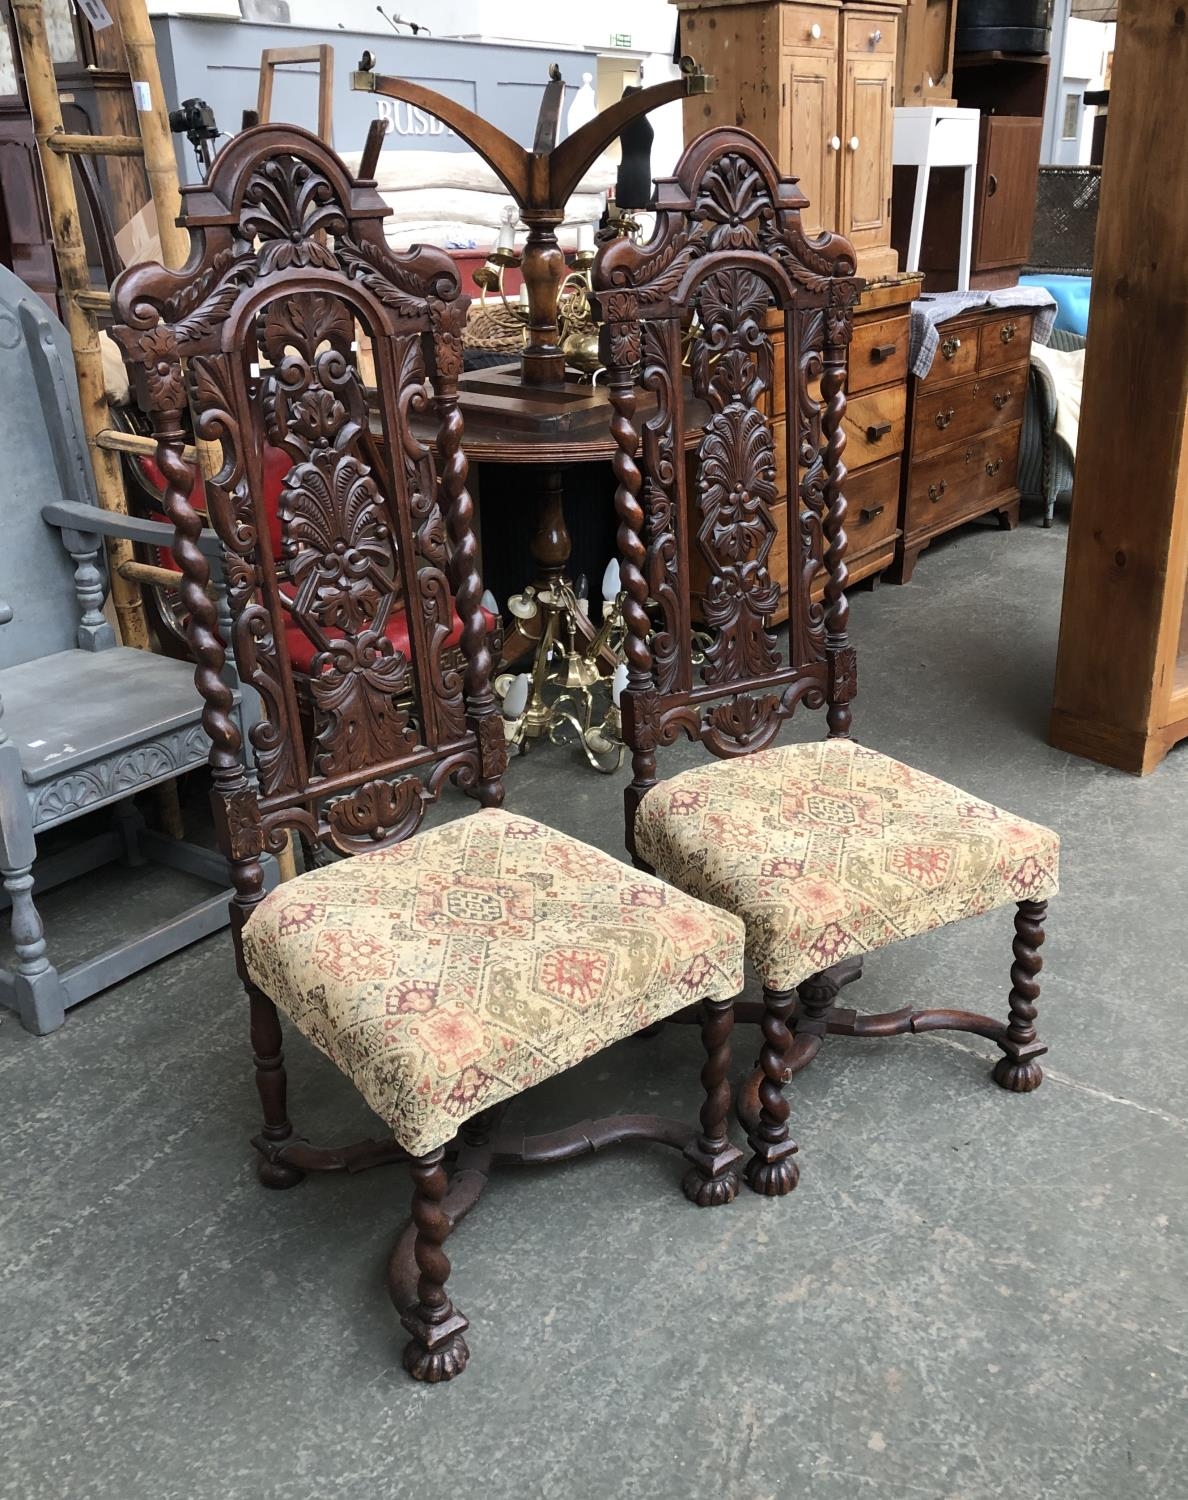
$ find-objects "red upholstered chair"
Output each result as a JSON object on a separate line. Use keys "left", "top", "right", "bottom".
{"left": 112, "top": 127, "right": 747, "bottom": 1383}
{"left": 593, "top": 129, "right": 1059, "bottom": 1198}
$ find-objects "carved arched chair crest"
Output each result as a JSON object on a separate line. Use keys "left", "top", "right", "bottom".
{"left": 593, "top": 128, "right": 862, "bottom": 804}
{"left": 112, "top": 126, "right": 503, "bottom": 912}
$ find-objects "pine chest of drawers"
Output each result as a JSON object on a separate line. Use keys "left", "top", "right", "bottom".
{"left": 889, "top": 305, "right": 1033, "bottom": 583}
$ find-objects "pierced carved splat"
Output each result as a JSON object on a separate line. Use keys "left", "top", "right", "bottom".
{"left": 111, "top": 125, "right": 506, "bottom": 888}
{"left": 594, "top": 126, "right": 861, "bottom": 792}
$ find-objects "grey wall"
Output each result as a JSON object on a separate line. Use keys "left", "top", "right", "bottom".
{"left": 151, "top": 17, "right": 599, "bottom": 184}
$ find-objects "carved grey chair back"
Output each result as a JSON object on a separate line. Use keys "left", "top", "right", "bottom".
{"left": 0, "top": 280, "right": 100, "bottom": 668}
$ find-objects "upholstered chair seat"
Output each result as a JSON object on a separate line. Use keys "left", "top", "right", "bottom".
{"left": 633, "top": 740, "right": 1059, "bottom": 993}
{"left": 243, "top": 808, "right": 744, "bottom": 1157}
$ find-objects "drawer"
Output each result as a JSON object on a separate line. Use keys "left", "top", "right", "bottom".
{"left": 781, "top": 4, "right": 839, "bottom": 51}
{"left": 906, "top": 424, "right": 1022, "bottom": 533}
{"left": 844, "top": 384, "right": 906, "bottom": 465}
{"left": 978, "top": 312, "right": 1033, "bottom": 371}
{"left": 844, "top": 9, "right": 895, "bottom": 57}
{"left": 845, "top": 457, "right": 901, "bottom": 552}
{"left": 849, "top": 313, "right": 909, "bottom": 395}
{"left": 919, "top": 321, "right": 979, "bottom": 387}
{"left": 912, "top": 369, "right": 1026, "bottom": 457}
{"left": 806, "top": 456, "right": 900, "bottom": 583}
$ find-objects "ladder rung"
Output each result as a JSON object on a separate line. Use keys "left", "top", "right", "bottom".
{"left": 75, "top": 288, "right": 112, "bottom": 312}
{"left": 96, "top": 428, "right": 200, "bottom": 463}
{"left": 48, "top": 133, "right": 144, "bottom": 157}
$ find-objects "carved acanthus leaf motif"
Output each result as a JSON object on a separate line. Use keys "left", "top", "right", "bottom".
{"left": 694, "top": 152, "right": 774, "bottom": 250}
{"left": 338, "top": 235, "right": 430, "bottom": 319}
{"left": 136, "top": 326, "right": 185, "bottom": 411}
{"left": 309, "top": 634, "right": 416, "bottom": 779}
{"left": 241, "top": 156, "right": 345, "bottom": 274}
{"left": 325, "top": 775, "right": 427, "bottom": 853}
{"left": 166, "top": 245, "right": 259, "bottom": 346}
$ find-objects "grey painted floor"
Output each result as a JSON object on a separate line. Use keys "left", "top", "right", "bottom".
{"left": 3, "top": 512, "right": 1187, "bottom": 1500}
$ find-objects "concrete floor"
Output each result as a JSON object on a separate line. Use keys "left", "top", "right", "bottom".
{"left": 3, "top": 511, "right": 1187, "bottom": 1500}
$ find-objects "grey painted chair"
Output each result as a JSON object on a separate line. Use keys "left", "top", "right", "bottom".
{"left": 0, "top": 265, "right": 272, "bottom": 1035}
{"left": 1018, "top": 327, "right": 1085, "bottom": 527}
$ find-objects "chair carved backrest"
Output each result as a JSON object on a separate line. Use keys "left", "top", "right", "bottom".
{"left": 112, "top": 125, "right": 505, "bottom": 932}
{"left": 591, "top": 129, "right": 862, "bottom": 849}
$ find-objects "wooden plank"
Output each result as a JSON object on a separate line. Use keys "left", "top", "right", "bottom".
{"left": 1050, "top": 0, "right": 1188, "bottom": 773}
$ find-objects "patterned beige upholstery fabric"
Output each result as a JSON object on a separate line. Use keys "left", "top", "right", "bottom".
{"left": 242, "top": 809, "right": 745, "bottom": 1156}
{"left": 634, "top": 739, "right": 1059, "bottom": 992}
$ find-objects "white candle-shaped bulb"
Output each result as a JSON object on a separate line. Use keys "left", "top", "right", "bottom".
{"left": 480, "top": 589, "right": 499, "bottom": 617}
{"left": 496, "top": 205, "right": 517, "bottom": 253}
{"left": 611, "top": 662, "right": 628, "bottom": 707}
{"left": 502, "top": 673, "right": 531, "bottom": 719}
{"left": 601, "top": 557, "right": 621, "bottom": 602}
{"left": 577, "top": 222, "right": 594, "bottom": 253}
{"left": 517, "top": 282, "right": 530, "bottom": 308}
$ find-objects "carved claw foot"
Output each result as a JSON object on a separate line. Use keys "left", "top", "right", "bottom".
{"left": 682, "top": 1164, "right": 740, "bottom": 1208}
{"left": 402, "top": 1328, "right": 470, "bottom": 1384}
{"left": 992, "top": 1054, "right": 1045, "bottom": 1093}
{"left": 256, "top": 1156, "right": 306, "bottom": 1189}
{"left": 745, "top": 1151, "right": 800, "bottom": 1198}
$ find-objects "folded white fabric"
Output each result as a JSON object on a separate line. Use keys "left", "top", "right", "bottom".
{"left": 1030, "top": 342, "right": 1084, "bottom": 457}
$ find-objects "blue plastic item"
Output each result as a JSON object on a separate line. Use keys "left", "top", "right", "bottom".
{"left": 1018, "top": 274, "right": 1091, "bottom": 338}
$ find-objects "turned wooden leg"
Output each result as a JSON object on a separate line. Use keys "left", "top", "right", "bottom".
{"left": 401, "top": 1149, "right": 470, "bottom": 1383}
{"left": 249, "top": 983, "right": 304, "bottom": 1188}
{"left": 682, "top": 998, "right": 744, "bottom": 1207}
{"left": 745, "top": 986, "right": 800, "bottom": 1197}
{"left": 2, "top": 861, "right": 66, "bottom": 1035}
{"left": 993, "top": 900, "right": 1048, "bottom": 1093}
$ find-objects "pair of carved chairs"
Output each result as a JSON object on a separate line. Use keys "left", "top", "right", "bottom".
{"left": 112, "top": 125, "right": 1057, "bottom": 1384}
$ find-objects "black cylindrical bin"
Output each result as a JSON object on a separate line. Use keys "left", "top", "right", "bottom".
{"left": 956, "top": 0, "right": 1053, "bottom": 55}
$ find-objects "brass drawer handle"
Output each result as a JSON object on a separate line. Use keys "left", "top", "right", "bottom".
{"left": 985, "top": 457, "right": 1003, "bottom": 477}
{"left": 941, "top": 335, "right": 962, "bottom": 360}
{"left": 865, "top": 420, "right": 892, "bottom": 442}
{"left": 992, "top": 389, "right": 1013, "bottom": 409}
{"left": 935, "top": 407, "right": 955, "bottom": 430}
{"left": 928, "top": 480, "right": 947, "bottom": 502}
{"left": 860, "top": 503, "right": 885, "bottom": 522}
{"left": 1000, "top": 321, "right": 1017, "bottom": 344}
{"left": 870, "top": 342, "right": 897, "bottom": 363}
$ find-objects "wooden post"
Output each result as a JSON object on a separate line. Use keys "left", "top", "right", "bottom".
{"left": 10, "top": 0, "right": 149, "bottom": 651}
{"left": 1049, "top": 0, "right": 1188, "bottom": 774}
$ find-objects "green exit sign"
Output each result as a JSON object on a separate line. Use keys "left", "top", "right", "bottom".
{"left": 610, "top": 32, "right": 632, "bottom": 47}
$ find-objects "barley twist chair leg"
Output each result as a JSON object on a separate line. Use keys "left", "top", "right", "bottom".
{"left": 682, "top": 997, "right": 744, "bottom": 1207}
{"left": 744, "top": 986, "right": 800, "bottom": 1197}
{"left": 401, "top": 1148, "right": 471, "bottom": 1383}
{"left": 992, "top": 900, "right": 1049, "bottom": 1093}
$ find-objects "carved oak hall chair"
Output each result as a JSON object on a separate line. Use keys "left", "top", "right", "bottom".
{"left": 112, "top": 127, "right": 748, "bottom": 1383}
{"left": 593, "top": 130, "right": 1060, "bottom": 1198}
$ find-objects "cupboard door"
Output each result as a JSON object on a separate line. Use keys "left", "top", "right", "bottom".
{"left": 783, "top": 48, "right": 837, "bottom": 235}
{"left": 974, "top": 115, "right": 1043, "bottom": 269}
{"left": 841, "top": 55, "right": 894, "bottom": 250}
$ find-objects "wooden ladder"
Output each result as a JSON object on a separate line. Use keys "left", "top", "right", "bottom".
{"left": 10, "top": 0, "right": 199, "bottom": 653}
